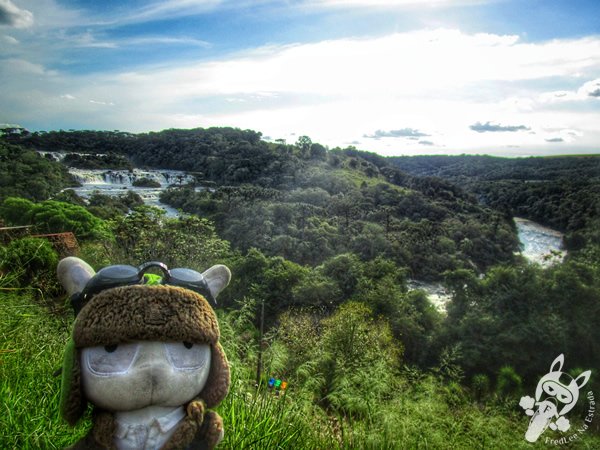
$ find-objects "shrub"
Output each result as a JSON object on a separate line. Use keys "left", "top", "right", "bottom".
{"left": 1, "top": 237, "right": 61, "bottom": 297}
{"left": 496, "top": 365, "right": 522, "bottom": 398}
{"left": 0, "top": 197, "right": 110, "bottom": 240}
{"left": 471, "top": 373, "right": 491, "bottom": 401}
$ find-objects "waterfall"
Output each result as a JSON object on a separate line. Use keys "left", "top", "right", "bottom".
{"left": 66, "top": 168, "right": 195, "bottom": 217}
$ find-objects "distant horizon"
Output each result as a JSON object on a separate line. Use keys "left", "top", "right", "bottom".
{"left": 1, "top": 1, "right": 599, "bottom": 157}
{"left": 3, "top": 122, "right": 600, "bottom": 159}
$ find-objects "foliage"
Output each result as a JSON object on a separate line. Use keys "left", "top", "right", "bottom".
{"left": 496, "top": 366, "right": 523, "bottom": 398}
{"left": 0, "top": 142, "right": 75, "bottom": 202}
{"left": 5, "top": 290, "right": 599, "bottom": 449}
{"left": 132, "top": 177, "right": 161, "bottom": 188}
{"left": 0, "top": 197, "right": 109, "bottom": 240}
{"left": 0, "top": 237, "right": 58, "bottom": 293}
{"left": 62, "top": 152, "right": 132, "bottom": 170}
{"left": 107, "top": 206, "right": 231, "bottom": 270}
{"left": 86, "top": 191, "right": 143, "bottom": 219}
{"left": 439, "top": 259, "right": 600, "bottom": 385}
{"left": 2, "top": 127, "right": 600, "bottom": 446}
{"left": 390, "top": 154, "right": 600, "bottom": 239}
{"left": 4, "top": 128, "right": 521, "bottom": 279}
{"left": 161, "top": 172, "right": 518, "bottom": 279}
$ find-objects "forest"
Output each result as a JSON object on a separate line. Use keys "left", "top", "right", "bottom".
{"left": 0, "top": 127, "right": 599, "bottom": 448}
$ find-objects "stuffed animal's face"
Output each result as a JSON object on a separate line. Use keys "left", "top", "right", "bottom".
{"left": 81, "top": 341, "right": 211, "bottom": 411}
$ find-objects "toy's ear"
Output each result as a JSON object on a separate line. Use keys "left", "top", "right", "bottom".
{"left": 575, "top": 370, "right": 591, "bottom": 390}
{"left": 203, "top": 265, "right": 231, "bottom": 300}
{"left": 200, "top": 342, "right": 230, "bottom": 408}
{"left": 549, "top": 354, "right": 564, "bottom": 373}
{"left": 60, "top": 340, "right": 87, "bottom": 425}
{"left": 57, "top": 257, "right": 95, "bottom": 296}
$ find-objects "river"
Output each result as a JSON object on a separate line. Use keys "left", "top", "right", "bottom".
{"left": 68, "top": 168, "right": 195, "bottom": 217}
{"left": 514, "top": 217, "right": 565, "bottom": 266}
{"left": 410, "top": 218, "right": 565, "bottom": 313}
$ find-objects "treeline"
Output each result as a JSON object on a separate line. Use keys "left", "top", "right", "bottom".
{"left": 2, "top": 128, "right": 520, "bottom": 280}
{"left": 390, "top": 155, "right": 600, "bottom": 242}
{"left": 3, "top": 127, "right": 297, "bottom": 186}
{"left": 0, "top": 142, "right": 76, "bottom": 202}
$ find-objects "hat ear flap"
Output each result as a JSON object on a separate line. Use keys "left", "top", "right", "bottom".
{"left": 200, "top": 342, "right": 230, "bottom": 408}
{"left": 60, "top": 340, "right": 87, "bottom": 426}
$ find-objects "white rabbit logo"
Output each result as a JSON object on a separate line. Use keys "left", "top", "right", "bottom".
{"left": 520, "top": 354, "right": 591, "bottom": 443}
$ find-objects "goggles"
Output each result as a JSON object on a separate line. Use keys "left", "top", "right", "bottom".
{"left": 71, "top": 261, "right": 216, "bottom": 315}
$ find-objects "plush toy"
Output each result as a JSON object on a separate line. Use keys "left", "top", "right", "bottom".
{"left": 57, "top": 257, "right": 231, "bottom": 450}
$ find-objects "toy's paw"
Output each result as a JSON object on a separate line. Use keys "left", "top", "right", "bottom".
{"left": 187, "top": 400, "right": 206, "bottom": 424}
{"left": 519, "top": 396, "right": 535, "bottom": 410}
{"left": 525, "top": 409, "right": 534, "bottom": 416}
{"left": 204, "top": 411, "right": 224, "bottom": 448}
{"left": 555, "top": 416, "right": 570, "bottom": 432}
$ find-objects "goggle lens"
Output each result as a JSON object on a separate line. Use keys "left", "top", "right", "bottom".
{"left": 72, "top": 262, "right": 216, "bottom": 315}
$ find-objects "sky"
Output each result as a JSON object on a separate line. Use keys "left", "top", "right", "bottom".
{"left": 1, "top": 0, "right": 599, "bottom": 156}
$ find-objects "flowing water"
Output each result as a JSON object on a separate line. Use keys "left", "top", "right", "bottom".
{"left": 410, "top": 218, "right": 565, "bottom": 313}
{"left": 68, "top": 168, "right": 194, "bottom": 217}
{"left": 514, "top": 217, "right": 565, "bottom": 266}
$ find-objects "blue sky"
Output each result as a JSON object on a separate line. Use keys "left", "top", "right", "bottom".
{"left": 1, "top": 0, "right": 599, "bottom": 156}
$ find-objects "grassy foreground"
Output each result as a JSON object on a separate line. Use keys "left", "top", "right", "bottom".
{"left": 1, "top": 292, "right": 598, "bottom": 449}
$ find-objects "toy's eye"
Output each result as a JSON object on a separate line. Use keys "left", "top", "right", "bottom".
{"left": 164, "top": 342, "right": 210, "bottom": 370}
{"left": 84, "top": 343, "right": 140, "bottom": 375}
{"left": 544, "top": 384, "right": 556, "bottom": 395}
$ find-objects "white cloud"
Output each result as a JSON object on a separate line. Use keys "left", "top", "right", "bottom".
{"left": 540, "top": 78, "right": 600, "bottom": 103}
{"left": 1, "top": 33, "right": 18, "bottom": 44}
{"left": 2, "top": 28, "right": 600, "bottom": 155}
{"left": 96, "top": 28, "right": 599, "bottom": 112}
{"left": 1, "top": 58, "right": 56, "bottom": 75}
{"left": 13, "top": 0, "right": 84, "bottom": 29}
{"left": 580, "top": 78, "right": 600, "bottom": 98}
{"left": 103, "top": 0, "right": 223, "bottom": 26}
{"left": 305, "top": 0, "right": 491, "bottom": 8}
{"left": 89, "top": 99, "right": 115, "bottom": 106}
{"left": 0, "top": 0, "right": 33, "bottom": 28}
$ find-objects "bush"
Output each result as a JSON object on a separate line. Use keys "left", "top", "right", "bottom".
{"left": 1, "top": 238, "right": 59, "bottom": 293}
{"left": 496, "top": 366, "right": 522, "bottom": 398}
{"left": 471, "top": 373, "right": 491, "bottom": 401}
{"left": 0, "top": 197, "right": 110, "bottom": 240}
{"left": 132, "top": 177, "right": 161, "bottom": 188}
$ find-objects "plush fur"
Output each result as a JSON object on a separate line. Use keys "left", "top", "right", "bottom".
{"left": 73, "top": 286, "right": 220, "bottom": 347}
{"left": 61, "top": 284, "right": 230, "bottom": 449}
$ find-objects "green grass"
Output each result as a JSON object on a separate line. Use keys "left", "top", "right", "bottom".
{"left": 2, "top": 292, "right": 599, "bottom": 449}
{"left": 0, "top": 293, "right": 89, "bottom": 449}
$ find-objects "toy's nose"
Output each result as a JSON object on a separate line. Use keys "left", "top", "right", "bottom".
{"left": 131, "top": 342, "right": 169, "bottom": 371}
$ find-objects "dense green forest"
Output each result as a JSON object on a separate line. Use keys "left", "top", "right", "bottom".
{"left": 1, "top": 127, "right": 599, "bottom": 448}
{"left": 2, "top": 129, "right": 520, "bottom": 280}
{"left": 390, "top": 155, "right": 600, "bottom": 248}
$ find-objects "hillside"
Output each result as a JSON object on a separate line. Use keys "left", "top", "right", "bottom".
{"left": 2, "top": 128, "right": 519, "bottom": 280}
{"left": 1, "top": 127, "right": 599, "bottom": 448}
{"left": 389, "top": 155, "right": 600, "bottom": 242}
